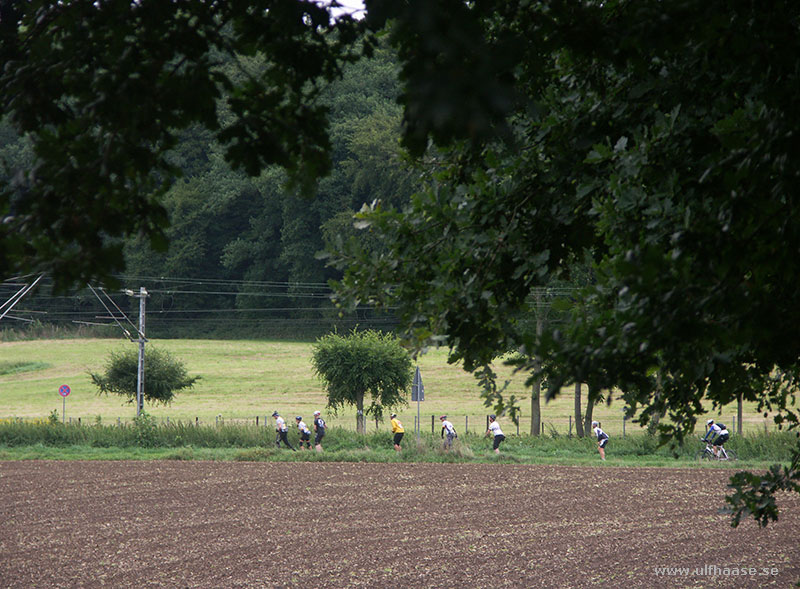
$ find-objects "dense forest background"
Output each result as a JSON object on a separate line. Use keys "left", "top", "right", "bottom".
{"left": 0, "top": 42, "right": 417, "bottom": 339}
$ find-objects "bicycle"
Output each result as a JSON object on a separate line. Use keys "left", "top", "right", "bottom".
{"left": 695, "top": 439, "right": 737, "bottom": 461}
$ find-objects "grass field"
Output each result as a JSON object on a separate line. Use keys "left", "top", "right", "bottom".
{"left": 0, "top": 338, "right": 782, "bottom": 437}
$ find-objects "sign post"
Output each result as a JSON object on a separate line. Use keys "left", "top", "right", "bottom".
{"left": 411, "top": 366, "right": 424, "bottom": 441}
{"left": 58, "top": 384, "right": 70, "bottom": 424}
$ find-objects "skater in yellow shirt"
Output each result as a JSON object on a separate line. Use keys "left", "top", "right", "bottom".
{"left": 390, "top": 413, "right": 404, "bottom": 452}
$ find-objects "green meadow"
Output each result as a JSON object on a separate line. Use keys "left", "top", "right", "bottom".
{"left": 0, "top": 338, "right": 781, "bottom": 438}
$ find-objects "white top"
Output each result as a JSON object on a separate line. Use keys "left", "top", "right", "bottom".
{"left": 593, "top": 426, "right": 607, "bottom": 440}
{"left": 488, "top": 421, "right": 504, "bottom": 437}
{"left": 275, "top": 416, "right": 287, "bottom": 432}
{"left": 297, "top": 420, "right": 310, "bottom": 434}
{"left": 442, "top": 420, "right": 455, "bottom": 435}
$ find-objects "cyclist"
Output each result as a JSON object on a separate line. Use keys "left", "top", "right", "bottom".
{"left": 702, "top": 419, "right": 729, "bottom": 458}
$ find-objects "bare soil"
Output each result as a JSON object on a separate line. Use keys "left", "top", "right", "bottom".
{"left": 1, "top": 461, "right": 798, "bottom": 588}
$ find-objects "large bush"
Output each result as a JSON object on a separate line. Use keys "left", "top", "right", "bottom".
{"left": 89, "top": 346, "right": 199, "bottom": 406}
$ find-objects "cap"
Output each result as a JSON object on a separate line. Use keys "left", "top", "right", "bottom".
{"left": 272, "top": 411, "right": 279, "bottom": 417}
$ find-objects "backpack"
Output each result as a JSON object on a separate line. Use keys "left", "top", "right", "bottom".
{"left": 717, "top": 423, "right": 726, "bottom": 431}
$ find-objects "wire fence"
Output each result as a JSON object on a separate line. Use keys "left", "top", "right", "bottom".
{"left": 47, "top": 412, "right": 777, "bottom": 439}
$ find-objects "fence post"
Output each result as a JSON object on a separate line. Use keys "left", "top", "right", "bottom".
{"left": 375, "top": 415, "right": 379, "bottom": 431}
{"left": 623, "top": 416, "right": 626, "bottom": 438}
{"left": 431, "top": 415, "right": 434, "bottom": 435}
{"left": 195, "top": 416, "right": 199, "bottom": 427}
{"left": 465, "top": 415, "right": 468, "bottom": 434}
{"left": 414, "top": 415, "right": 417, "bottom": 434}
{"left": 256, "top": 416, "right": 259, "bottom": 427}
{"left": 569, "top": 415, "right": 572, "bottom": 437}
{"left": 486, "top": 415, "right": 489, "bottom": 431}
{"left": 117, "top": 417, "right": 121, "bottom": 427}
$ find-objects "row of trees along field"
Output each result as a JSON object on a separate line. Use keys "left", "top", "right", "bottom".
{"left": 1, "top": 1, "right": 798, "bottom": 529}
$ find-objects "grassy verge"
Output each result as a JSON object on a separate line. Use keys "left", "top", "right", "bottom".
{"left": 0, "top": 338, "right": 785, "bottom": 438}
{"left": 0, "top": 417, "right": 795, "bottom": 468}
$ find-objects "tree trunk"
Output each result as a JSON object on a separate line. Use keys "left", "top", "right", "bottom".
{"left": 583, "top": 381, "right": 599, "bottom": 436}
{"left": 530, "top": 374, "right": 541, "bottom": 437}
{"left": 356, "top": 393, "right": 366, "bottom": 435}
{"left": 530, "top": 308, "right": 543, "bottom": 436}
{"left": 574, "top": 382, "right": 584, "bottom": 437}
{"left": 647, "top": 372, "right": 665, "bottom": 436}
{"left": 737, "top": 391, "right": 743, "bottom": 435}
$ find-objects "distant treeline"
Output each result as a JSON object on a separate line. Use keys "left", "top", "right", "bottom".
{"left": 0, "top": 41, "right": 414, "bottom": 339}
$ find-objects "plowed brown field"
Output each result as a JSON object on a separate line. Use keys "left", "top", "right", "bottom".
{"left": 1, "top": 461, "right": 798, "bottom": 588}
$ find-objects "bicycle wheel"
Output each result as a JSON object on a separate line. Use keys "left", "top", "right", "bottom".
{"left": 721, "top": 449, "right": 737, "bottom": 461}
{"left": 695, "top": 449, "right": 713, "bottom": 461}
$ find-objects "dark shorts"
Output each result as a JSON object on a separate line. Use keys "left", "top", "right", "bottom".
{"left": 598, "top": 437, "right": 608, "bottom": 448}
{"left": 714, "top": 434, "right": 729, "bottom": 446}
{"left": 300, "top": 432, "right": 310, "bottom": 442}
{"left": 393, "top": 432, "right": 404, "bottom": 445}
{"left": 315, "top": 431, "right": 325, "bottom": 445}
{"left": 493, "top": 434, "right": 505, "bottom": 450}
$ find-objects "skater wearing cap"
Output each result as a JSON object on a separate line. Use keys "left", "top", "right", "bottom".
{"left": 592, "top": 420, "right": 608, "bottom": 461}
{"left": 295, "top": 416, "right": 312, "bottom": 450}
{"left": 313, "top": 410, "right": 326, "bottom": 452}
{"left": 273, "top": 411, "right": 295, "bottom": 450}
{"left": 440, "top": 415, "right": 457, "bottom": 449}
{"left": 486, "top": 414, "right": 505, "bottom": 454}
{"left": 390, "top": 413, "right": 404, "bottom": 452}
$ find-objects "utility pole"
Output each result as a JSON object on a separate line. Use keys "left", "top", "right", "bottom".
{"left": 88, "top": 283, "right": 149, "bottom": 418}
{"left": 129, "top": 287, "right": 149, "bottom": 417}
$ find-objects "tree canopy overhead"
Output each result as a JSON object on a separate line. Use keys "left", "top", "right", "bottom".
{"left": 0, "top": 0, "right": 364, "bottom": 290}
{"left": 331, "top": 0, "right": 800, "bottom": 440}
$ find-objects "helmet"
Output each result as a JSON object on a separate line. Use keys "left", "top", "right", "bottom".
{"left": 439, "top": 415, "right": 447, "bottom": 420}
{"left": 313, "top": 410, "right": 321, "bottom": 416}
{"left": 390, "top": 413, "right": 397, "bottom": 418}
{"left": 591, "top": 421, "right": 599, "bottom": 427}
{"left": 295, "top": 416, "right": 302, "bottom": 421}
{"left": 706, "top": 419, "right": 714, "bottom": 425}
{"left": 272, "top": 411, "right": 279, "bottom": 417}
{"left": 489, "top": 414, "right": 496, "bottom": 420}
